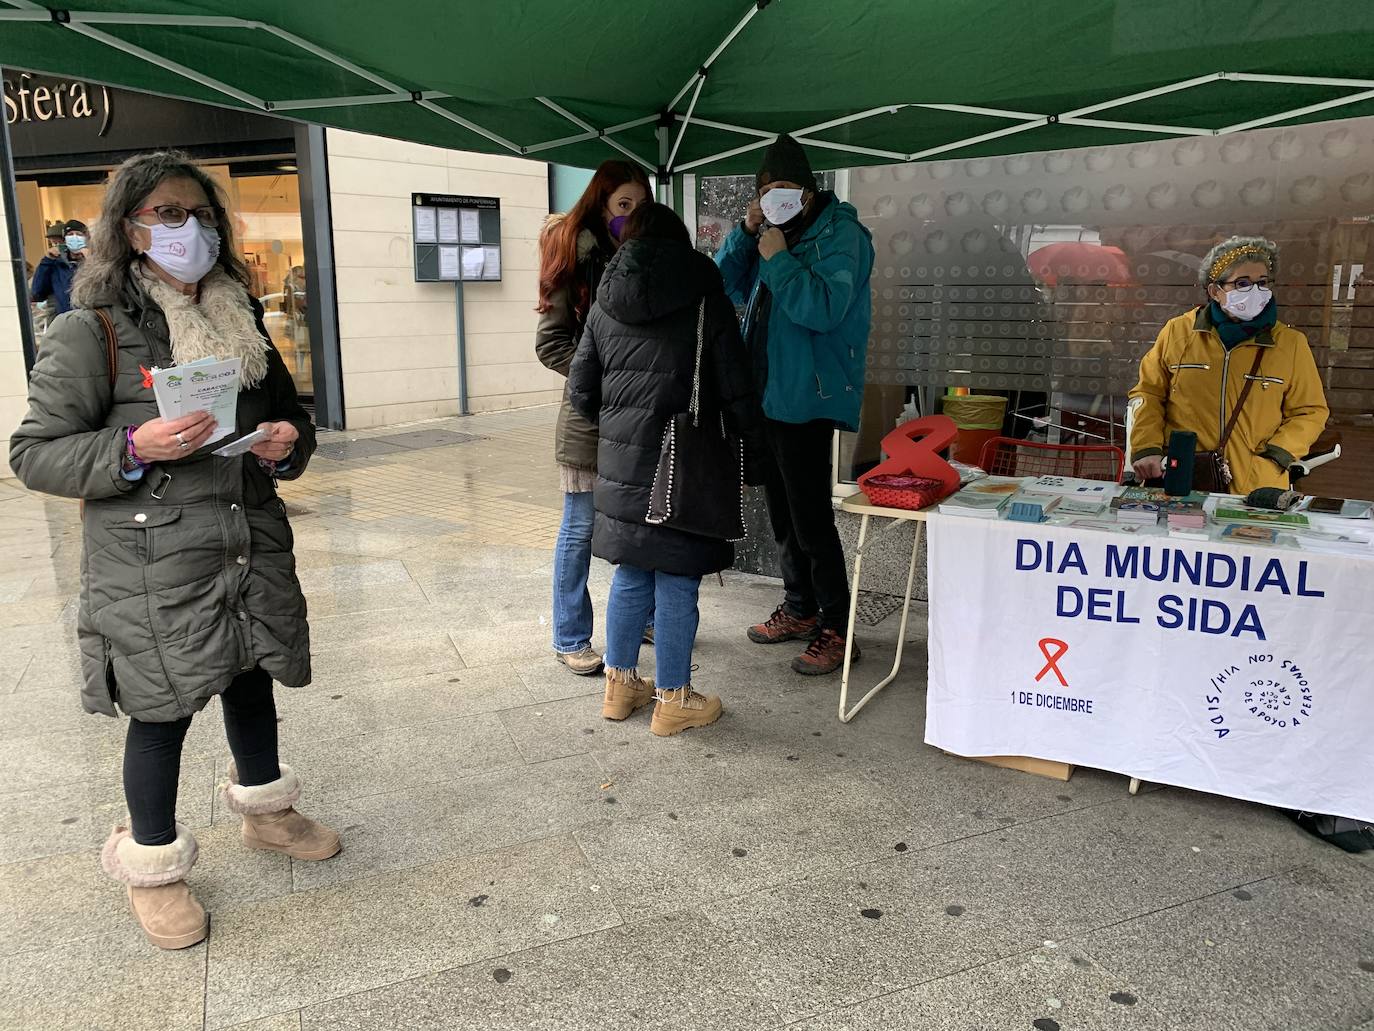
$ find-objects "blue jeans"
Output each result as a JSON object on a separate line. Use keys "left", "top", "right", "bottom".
{"left": 553, "top": 492, "right": 596, "bottom": 654}
{"left": 605, "top": 565, "right": 699, "bottom": 691}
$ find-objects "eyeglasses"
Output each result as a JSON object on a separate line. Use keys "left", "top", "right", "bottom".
{"left": 127, "top": 204, "right": 220, "bottom": 229}
{"left": 1218, "top": 275, "right": 1271, "bottom": 292}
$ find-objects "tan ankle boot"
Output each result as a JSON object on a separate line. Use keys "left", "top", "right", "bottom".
{"left": 222, "top": 763, "right": 341, "bottom": 862}
{"left": 602, "top": 667, "right": 655, "bottom": 720}
{"left": 650, "top": 687, "right": 722, "bottom": 737}
{"left": 101, "top": 824, "right": 208, "bottom": 950}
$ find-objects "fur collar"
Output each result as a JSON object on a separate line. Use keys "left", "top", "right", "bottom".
{"left": 138, "top": 266, "right": 270, "bottom": 388}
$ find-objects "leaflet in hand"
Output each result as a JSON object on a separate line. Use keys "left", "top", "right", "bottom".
{"left": 150, "top": 356, "right": 241, "bottom": 446}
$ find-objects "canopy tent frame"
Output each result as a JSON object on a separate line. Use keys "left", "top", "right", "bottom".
{"left": 6, "top": 0, "right": 1374, "bottom": 178}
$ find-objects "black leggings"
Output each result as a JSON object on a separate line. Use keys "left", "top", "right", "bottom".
{"left": 123, "top": 666, "right": 281, "bottom": 846}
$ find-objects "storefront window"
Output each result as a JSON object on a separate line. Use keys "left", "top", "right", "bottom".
{"left": 19, "top": 164, "right": 313, "bottom": 399}
{"left": 215, "top": 168, "right": 313, "bottom": 399}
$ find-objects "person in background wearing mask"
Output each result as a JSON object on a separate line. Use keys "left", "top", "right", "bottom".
{"left": 1130, "top": 235, "right": 1328, "bottom": 495}
{"left": 30, "top": 218, "right": 88, "bottom": 316}
{"left": 10, "top": 151, "right": 338, "bottom": 950}
{"left": 535, "top": 160, "right": 653, "bottom": 676}
{"left": 716, "top": 135, "right": 875, "bottom": 676}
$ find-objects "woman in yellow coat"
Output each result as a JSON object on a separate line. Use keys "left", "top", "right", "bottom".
{"left": 1129, "top": 236, "right": 1328, "bottom": 494}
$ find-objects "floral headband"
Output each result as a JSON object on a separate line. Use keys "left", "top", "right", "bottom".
{"left": 1209, "top": 245, "right": 1273, "bottom": 282}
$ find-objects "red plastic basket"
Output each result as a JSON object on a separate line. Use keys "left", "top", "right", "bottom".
{"left": 859, "top": 473, "right": 949, "bottom": 511}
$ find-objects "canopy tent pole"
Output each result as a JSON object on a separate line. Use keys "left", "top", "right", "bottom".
{"left": 905, "top": 118, "right": 1048, "bottom": 161}
{"left": 1218, "top": 86, "right": 1374, "bottom": 135}
{"left": 271, "top": 92, "right": 451, "bottom": 112}
{"left": 1059, "top": 116, "right": 1213, "bottom": 135}
{"left": 415, "top": 98, "right": 522, "bottom": 154}
{"left": 795, "top": 137, "right": 907, "bottom": 161}
{"left": 664, "top": 1, "right": 765, "bottom": 113}
{"left": 666, "top": 74, "right": 707, "bottom": 174}
{"left": 535, "top": 97, "right": 655, "bottom": 169}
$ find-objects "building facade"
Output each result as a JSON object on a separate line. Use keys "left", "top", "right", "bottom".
{"left": 1, "top": 70, "right": 565, "bottom": 474}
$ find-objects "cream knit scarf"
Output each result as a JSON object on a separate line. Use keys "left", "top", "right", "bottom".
{"left": 138, "top": 265, "right": 270, "bottom": 388}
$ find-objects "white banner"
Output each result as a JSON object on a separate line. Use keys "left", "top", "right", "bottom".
{"left": 926, "top": 515, "right": 1374, "bottom": 823}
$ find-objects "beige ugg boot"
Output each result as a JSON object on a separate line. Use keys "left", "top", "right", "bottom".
{"left": 101, "top": 824, "right": 208, "bottom": 950}
{"left": 222, "top": 763, "right": 341, "bottom": 861}
{"left": 602, "top": 667, "right": 655, "bottom": 720}
{"left": 649, "top": 687, "right": 722, "bottom": 737}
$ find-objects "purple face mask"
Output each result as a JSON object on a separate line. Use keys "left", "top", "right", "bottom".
{"left": 608, "top": 214, "right": 629, "bottom": 241}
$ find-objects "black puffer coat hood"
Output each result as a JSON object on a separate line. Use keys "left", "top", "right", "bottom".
{"left": 596, "top": 236, "right": 724, "bottom": 325}
{"left": 567, "top": 236, "right": 760, "bottom": 578}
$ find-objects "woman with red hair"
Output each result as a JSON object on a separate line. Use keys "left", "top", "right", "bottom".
{"left": 536, "top": 160, "right": 650, "bottom": 675}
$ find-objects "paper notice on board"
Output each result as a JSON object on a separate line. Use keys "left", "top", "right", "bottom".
{"left": 460, "top": 209, "right": 480, "bottom": 244}
{"left": 461, "top": 246, "right": 485, "bottom": 279}
{"left": 483, "top": 246, "right": 501, "bottom": 279}
{"left": 438, "top": 245, "right": 460, "bottom": 280}
{"left": 437, "top": 208, "right": 459, "bottom": 243}
{"left": 414, "top": 206, "right": 437, "bottom": 243}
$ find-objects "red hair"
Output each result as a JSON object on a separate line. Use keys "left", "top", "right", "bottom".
{"left": 537, "top": 160, "right": 651, "bottom": 316}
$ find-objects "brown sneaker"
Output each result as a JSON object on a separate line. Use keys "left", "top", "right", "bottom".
{"left": 748, "top": 606, "right": 821, "bottom": 645}
{"left": 792, "top": 629, "right": 859, "bottom": 676}
{"left": 602, "top": 667, "right": 655, "bottom": 721}
{"left": 558, "top": 646, "right": 605, "bottom": 676}
{"left": 650, "top": 687, "right": 723, "bottom": 736}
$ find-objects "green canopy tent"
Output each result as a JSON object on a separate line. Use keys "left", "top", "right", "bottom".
{"left": 4, "top": 0, "right": 1374, "bottom": 184}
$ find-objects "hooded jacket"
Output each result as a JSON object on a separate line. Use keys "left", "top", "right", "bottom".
{"left": 568, "top": 236, "right": 759, "bottom": 577}
{"left": 716, "top": 193, "right": 874, "bottom": 430}
{"left": 1129, "top": 305, "right": 1328, "bottom": 494}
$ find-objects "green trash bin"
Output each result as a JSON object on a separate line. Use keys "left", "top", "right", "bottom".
{"left": 942, "top": 395, "right": 1008, "bottom": 466}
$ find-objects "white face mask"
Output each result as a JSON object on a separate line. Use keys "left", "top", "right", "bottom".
{"left": 1221, "top": 285, "right": 1272, "bottom": 321}
{"left": 141, "top": 219, "right": 221, "bottom": 284}
{"left": 760, "top": 188, "right": 805, "bottom": 227}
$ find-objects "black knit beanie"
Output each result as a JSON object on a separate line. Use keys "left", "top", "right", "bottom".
{"left": 757, "top": 134, "right": 817, "bottom": 192}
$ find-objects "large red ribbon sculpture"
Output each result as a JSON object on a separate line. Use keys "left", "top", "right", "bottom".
{"left": 856, "top": 414, "right": 961, "bottom": 497}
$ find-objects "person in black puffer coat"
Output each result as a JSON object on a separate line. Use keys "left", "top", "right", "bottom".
{"left": 569, "top": 203, "right": 760, "bottom": 738}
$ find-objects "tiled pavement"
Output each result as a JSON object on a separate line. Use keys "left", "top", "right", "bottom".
{"left": 0, "top": 405, "right": 1371, "bottom": 1031}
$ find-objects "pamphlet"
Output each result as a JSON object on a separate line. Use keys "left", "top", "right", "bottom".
{"left": 150, "top": 356, "right": 241, "bottom": 445}
{"left": 1025, "top": 475, "right": 1121, "bottom": 498}
{"left": 212, "top": 427, "right": 268, "bottom": 458}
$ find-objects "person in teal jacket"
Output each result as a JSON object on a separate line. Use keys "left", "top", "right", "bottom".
{"left": 716, "top": 135, "right": 874, "bottom": 676}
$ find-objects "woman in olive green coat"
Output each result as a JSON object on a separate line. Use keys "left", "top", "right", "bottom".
{"left": 9, "top": 151, "right": 339, "bottom": 951}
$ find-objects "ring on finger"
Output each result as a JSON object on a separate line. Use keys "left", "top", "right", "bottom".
{"left": 175, "top": 431, "right": 189, "bottom": 450}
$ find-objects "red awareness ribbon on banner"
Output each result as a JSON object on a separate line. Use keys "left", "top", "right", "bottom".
{"left": 1035, "top": 638, "right": 1069, "bottom": 687}
{"left": 857, "top": 415, "right": 962, "bottom": 494}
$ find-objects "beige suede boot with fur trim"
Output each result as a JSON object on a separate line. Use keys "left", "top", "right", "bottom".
{"left": 602, "top": 667, "right": 655, "bottom": 720}
{"left": 650, "top": 687, "right": 723, "bottom": 736}
{"left": 222, "top": 763, "right": 341, "bottom": 861}
{"left": 101, "top": 824, "right": 208, "bottom": 950}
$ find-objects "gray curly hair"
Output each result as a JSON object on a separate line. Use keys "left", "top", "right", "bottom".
{"left": 1198, "top": 235, "right": 1278, "bottom": 287}
{"left": 71, "top": 150, "right": 251, "bottom": 309}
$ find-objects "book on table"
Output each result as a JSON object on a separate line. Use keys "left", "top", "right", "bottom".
{"left": 1220, "top": 523, "right": 1279, "bottom": 545}
{"left": 1111, "top": 498, "right": 1162, "bottom": 526}
{"left": 1214, "top": 507, "right": 1310, "bottom": 528}
{"left": 938, "top": 491, "right": 1012, "bottom": 518}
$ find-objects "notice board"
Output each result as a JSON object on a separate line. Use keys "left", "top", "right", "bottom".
{"left": 412, "top": 193, "right": 502, "bottom": 282}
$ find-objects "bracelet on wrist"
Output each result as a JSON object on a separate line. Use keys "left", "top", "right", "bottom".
{"left": 123, "top": 426, "right": 149, "bottom": 471}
